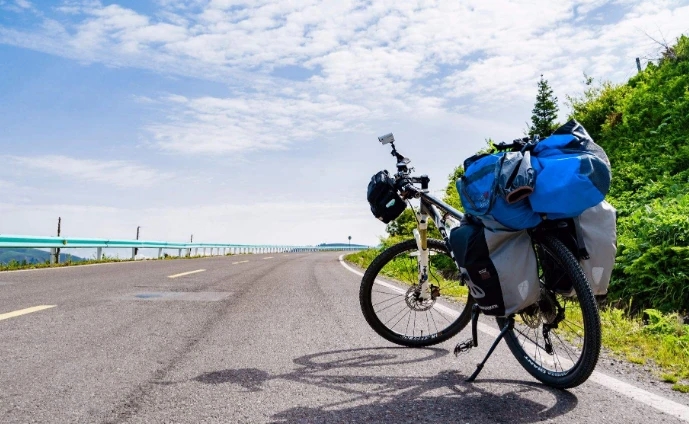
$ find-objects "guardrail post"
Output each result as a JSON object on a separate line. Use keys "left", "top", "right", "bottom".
{"left": 96, "top": 247, "right": 102, "bottom": 261}
{"left": 158, "top": 248, "right": 163, "bottom": 259}
{"left": 203, "top": 248, "right": 206, "bottom": 256}
{"left": 50, "top": 248, "right": 57, "bottom": 264}
{"left": 131, "top": 248, "right": 136, "bottom": 260}
{"left": 178, "top": 248, "right": 182, "bottom": 257}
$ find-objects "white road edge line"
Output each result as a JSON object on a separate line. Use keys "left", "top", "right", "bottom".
{"left": 0, "top": 305, "right": 57, "bottom": 321}
{"left": 263, "top": 257, "right": 274, "bottom": 260}
{"left": 338, "top": 255, "right": 689, "bottom": 422}
{"left": 232, "top": 260, "right": 249, "bottom": 265}
{"left": 168, "top": 269, "right": 206, "bottom": 279}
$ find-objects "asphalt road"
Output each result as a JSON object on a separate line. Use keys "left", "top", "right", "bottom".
{"left": 0, "top": 252, "right": 688, "bottom": 423}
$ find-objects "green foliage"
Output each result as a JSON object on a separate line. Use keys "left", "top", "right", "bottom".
{"left": 673, "top": 383, "right": 689, "bottom": 393}
{"left": 598, "top": 306, "right": 689, "bottom": 382}
{"left": 385, "top": 209, "right": 421, "bottom": 238}
{"left": 444, "top": 165, "right": 464, "bottom": 211}
{"left": 529, "top": 75, "right": 560, "bottom": 137}
{"left": 568, "top": 34, "right": 689, "bottom": 313}
{"left": 662, "top": 374, "right": 679, "bottom": 383}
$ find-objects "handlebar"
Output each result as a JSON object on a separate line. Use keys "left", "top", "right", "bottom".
{"left": 381, "top": 133, "right": 544, "bottom": 200}
{"left": 494, "top": 135, "right": 544, "bottom": 153}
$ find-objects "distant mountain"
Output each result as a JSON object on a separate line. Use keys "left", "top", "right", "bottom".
{"left": 0, "top": 248, "right": 86, "bottom": 265}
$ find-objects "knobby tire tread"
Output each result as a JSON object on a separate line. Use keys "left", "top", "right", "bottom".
{"left": 497, "top": 235, "right": 602, "bottom": 389}
{"left": 359, "top": 238, "right": 473, "bottom": 347}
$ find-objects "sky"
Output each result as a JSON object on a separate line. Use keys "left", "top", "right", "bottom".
{"left": 0, "top": 0, "right": 688, "bottom": 249}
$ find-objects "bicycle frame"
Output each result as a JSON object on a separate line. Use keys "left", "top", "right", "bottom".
{"left": 406, "top": 186, "right": 464, "bottom": 301}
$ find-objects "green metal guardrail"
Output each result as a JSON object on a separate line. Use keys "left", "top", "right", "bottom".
{"left": 0, "top": 234, "right": 366, "bottom": 263}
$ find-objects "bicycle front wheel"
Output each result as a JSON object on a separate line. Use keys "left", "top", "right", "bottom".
{"left": 497, "top": 235, "right": 602, "bottom": 389}
{"left": 359, "top": 238, "right": 474, "bottom": 347}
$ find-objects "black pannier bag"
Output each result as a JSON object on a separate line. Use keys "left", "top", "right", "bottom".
{"left": 449, "top": 216, "right": 540, "bottom": 317}
{"left": 367, "top": 170, "right": 407, "bottom": 223}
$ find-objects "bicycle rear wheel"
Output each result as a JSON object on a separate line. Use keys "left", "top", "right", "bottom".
{"left": 496, "top": 235, "right": 601, "bottom": 389}
{"left": 359, "top": 238, "right": 474, "bottom": 347}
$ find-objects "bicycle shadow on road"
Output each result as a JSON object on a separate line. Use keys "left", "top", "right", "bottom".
{"left": 194, "top": 347, "right": 578, "bottom": 423}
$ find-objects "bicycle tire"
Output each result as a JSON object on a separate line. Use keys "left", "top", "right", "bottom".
{"left": 496, "top": 235, "right": 601, "bottom": 389}
{"left": 359, "top": 238, "right": 474, "bottom": 347}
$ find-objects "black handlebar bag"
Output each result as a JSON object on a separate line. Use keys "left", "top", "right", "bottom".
{"left": 367, "top": 170, "right": 407, "bottom": 223}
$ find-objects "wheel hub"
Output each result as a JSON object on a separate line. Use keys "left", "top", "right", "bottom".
{"left": 405, "top": 285, "right": 437, "bottom": 311}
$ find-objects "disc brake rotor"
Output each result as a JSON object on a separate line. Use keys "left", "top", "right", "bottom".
{"left": 405, "top": 285, "right": 436, "bottom": 312}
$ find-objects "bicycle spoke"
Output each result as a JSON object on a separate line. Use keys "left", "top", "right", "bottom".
{"left": 429, "top": 309, "right": 440, "bottom": 335}
{"left": 552, "top": 331, "right": 579, "bottom": 364}
{"left": 372, "top": 294, "right": 405, "bottom": 308}
{"left": 432, "top": 307, "right": 453, "bottom": 324}
{"left": 376, "top": 300, "right": 407, "bottom": 315}
{"left": 390, "top": 308, "right": 413, "bottom": 333}
{"left": 372, "top": 289, "right": 404, "bottom": 297}
{"left": 383, "top": 304, "right": 412, "bottom": 327}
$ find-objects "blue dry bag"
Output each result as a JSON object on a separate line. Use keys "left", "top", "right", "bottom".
{"left": 529, "top": 120, "right": 611, "bottom": 219}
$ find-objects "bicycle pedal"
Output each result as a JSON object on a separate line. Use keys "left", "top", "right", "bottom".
{"left": 454, "top": 338, "right": 474, "bottom": 356}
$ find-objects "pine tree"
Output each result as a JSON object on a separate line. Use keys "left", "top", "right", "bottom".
{"left": 528, "top": 75, "right": 559, "bottom": 138}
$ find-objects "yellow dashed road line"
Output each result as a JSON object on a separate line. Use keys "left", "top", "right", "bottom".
{"left": 168, "top": 269, "right": 206, "bottom": 279}
{"left": 0, "top": 305, "right": 57, "bottom": 322}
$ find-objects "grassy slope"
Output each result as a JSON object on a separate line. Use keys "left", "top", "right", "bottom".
{"left": 568, "top": 36, "right": 689, "bottom": 314}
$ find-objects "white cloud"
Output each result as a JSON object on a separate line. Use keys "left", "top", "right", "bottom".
{"left": 3, "top": 1, "right": 687, "bottom": 84}
{"left": 5, "top": 155, "right": 172, "bottom": 188}
{"left": 1, "top": 0, "right": 685, "bottom": 154}
{"left": 146, "top": 92, "right": 373, "bottom": 154}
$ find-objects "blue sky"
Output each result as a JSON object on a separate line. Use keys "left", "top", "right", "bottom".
{"left": 1, "top": 0, "right": 688, "bottom": 248}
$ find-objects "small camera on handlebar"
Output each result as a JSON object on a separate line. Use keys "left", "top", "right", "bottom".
{"left": 378, "top": 133, "right": 395, "bottom": 145}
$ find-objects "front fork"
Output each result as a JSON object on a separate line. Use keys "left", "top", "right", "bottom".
{"left": 413, "top": 210, "right": 431, "bottom": 300}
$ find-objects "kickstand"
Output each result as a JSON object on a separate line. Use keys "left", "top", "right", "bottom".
{"left": 466, "top": 316, "right": 514, "bottom": 382}
{"left": 453, "top": 304, "right": 480, "bottom": 356}
{"left": 470, "top": 304, "right": 479, "bottom": 347}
